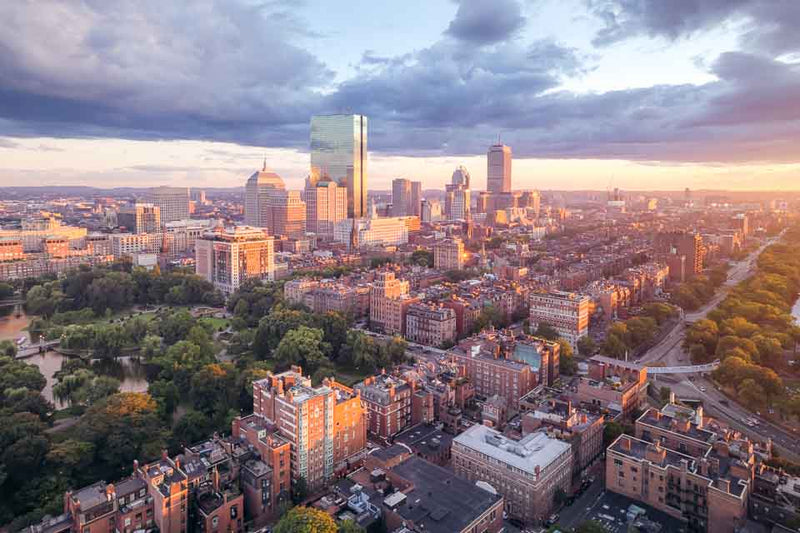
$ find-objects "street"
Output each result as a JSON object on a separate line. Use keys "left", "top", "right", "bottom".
{"left": 639, "top": 233, "right": 800, "bottom": 459}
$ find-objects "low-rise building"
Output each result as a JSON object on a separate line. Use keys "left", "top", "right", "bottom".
{"left": 453, "top": 424, "right": 573, "bottom": 525}
{"left": 404, "top": 302, "right": 457, "bottom": 347}
{"left": 522, "top": 397, "right": 604, "bottom": 473}
{"left": 575, "top": 355, "right": 649, "bottom": 418}
{"left": 354, "top": 373, "right": 413, "bottom": 441}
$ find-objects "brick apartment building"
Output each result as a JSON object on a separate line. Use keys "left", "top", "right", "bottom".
{"left": 448, "top": 340, "right": 537, "bottom": 408}
{"left": 654, "top": 231, "right": 704, "bottom": 282}
{"left": 370, "top": 271, "right": 417, "bottom": 335}
{"left": 522, "top": 397, "right": 604, "bottom": 473}
{"left": 576, "top": 355, "right": 649, "bottom": 418}
{"left": 453, "top": 424, "right": 573, "bottom": 525}
{"left": 354, "top": 373, "right": 413, "bottom": 441}
{"left": 433, "top": 238, "right": 465, "bottom": 270}
{"left": 606, "top": 403, "right": 756, "bottom": 533}
{"left": 251, "top": 367, "right": 367, "bottom": 490}
{"left": 404, "top": 302, "right": 457, "bottom": 347}
{"left": 529, "top": 291, "right": 591, "bottom": 348}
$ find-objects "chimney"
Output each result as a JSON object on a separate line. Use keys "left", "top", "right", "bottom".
{"left": 620, "top": 437, "right": 632, "bottom": 451}
{"left": 105, "top": 484, "right": 115, "bottom": 502}
{"left": 133, "top": 459, "right": 139, "bottom": 473}
{"left": 161, "top": 449, "right": 168, "bottom": 460}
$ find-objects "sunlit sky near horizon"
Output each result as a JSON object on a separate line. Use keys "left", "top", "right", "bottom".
{"left": 1, "top": 0, "right": 799, "bottom": 191}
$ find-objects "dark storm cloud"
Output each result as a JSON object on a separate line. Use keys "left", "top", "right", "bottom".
{"left": 1, "top": 0, "right": 800, "bottom": 165}
{"left": 446, "top": 0, "right": 526, "bottom": 45}
{"left": 587, "top": 0, "right": 800, "bottom": 55}
{"left": 0, "top": 0, "right": 330, "bottom": 146}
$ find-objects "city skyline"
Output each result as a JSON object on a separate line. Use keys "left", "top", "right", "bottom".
{"left": 1, "top": 0, "right": 800, "bottom": 190}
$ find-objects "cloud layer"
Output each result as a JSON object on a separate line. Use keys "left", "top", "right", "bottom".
{"left": 1, "top": 0, "right": 799, "bottom": 165}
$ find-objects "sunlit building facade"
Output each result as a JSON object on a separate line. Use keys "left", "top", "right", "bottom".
{"left": 310, "top": 114, "right": 368, "bottom": 218}
{"left": 195, "top": 226, "right": 275, "bottom": 294}
{"left": 487, "top": 144, "right": 512, "bottom": 194}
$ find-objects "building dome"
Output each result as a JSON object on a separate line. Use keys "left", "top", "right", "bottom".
{"left": 247, "top": 160, "right": 285, "bottom": 189}
{"left": 452, "top": 165, "right": 471, "bottom": 188}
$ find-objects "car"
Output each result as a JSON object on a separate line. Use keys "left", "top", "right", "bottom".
{"left": 719, "top": 399, "right": 730, "bottom": 406}
{"left": 545, "top": 514, "right": 560, "bottom": 527}
{"left": 699, "top": 386, "right": 707, "bottom": 392}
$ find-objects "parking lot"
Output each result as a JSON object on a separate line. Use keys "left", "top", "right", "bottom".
{"left": 556, "top": 490, "right": 687, "bottom": 532}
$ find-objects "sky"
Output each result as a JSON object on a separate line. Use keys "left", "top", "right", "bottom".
{"left": 0, "top": 0, "right": 799, "bottom": 192}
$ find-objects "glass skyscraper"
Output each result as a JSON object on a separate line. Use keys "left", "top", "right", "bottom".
{"left": 310, "top": 114, "right": 368, "bottom": 218}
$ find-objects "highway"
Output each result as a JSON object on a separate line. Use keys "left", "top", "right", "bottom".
{"left": 639, "top": 233, "right": 800, "bottom": 459}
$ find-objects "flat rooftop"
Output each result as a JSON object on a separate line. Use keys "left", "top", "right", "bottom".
{"left": 390, "top": 456, "right": 501, "bottom": 533}
{"left": 453, "top": 424, "right": 571, "bottom": 477}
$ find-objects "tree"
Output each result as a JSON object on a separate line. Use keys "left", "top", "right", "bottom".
{"left": 0, "top": 340, "right": 17, "bottom": 358}
{"left": 92, "top": 324, "right": 125, "bottom": 359}
{"left": 274, "top": 506, "right": 337, "bottom": 533}
{"left": 341, "top": 331, "right": 378, "bottom": 370}
{"left": 79, "top": 393, "right": 167, "bottom": 479}
{"left": 625, "top": 317, "right": 657, "bottom": 347}
{"left": 557, "top": 339, "right": 577, "bottom": 375}
{"left": 339, "top": 520, "right": 365, "bottom": 533}
{"left": 172, "top": 410, "right": 213, "bottom": 448}
{"left": 410, "top": 249, "right": 434, "bottom": 267}
{"left": 535, "top": 322, "right": 560, "bottom": 341}
{"left": 685, "top": 319, "right": 719, "bottom": 355}
{"left": 190, "top": 364, "right": 239, "bottom": 416}
{"left": 575, "top": 521, "right": 606, "bottom": 533}
{"left": 46, "top": 440, "right": 95, "bottom": 481}
{"left": 738, "top": 379, "right": 766, "bottom": 410}
{"left": 577, "top": 336, "right": 596, "bottom": 356}
{"left": 0, "top": 283, "right": 14, "bottom": 300}
{"left": 292, "top": 476, "right": 309, "bottom": 504}
{"left": 274, "top": 326, "right": 330, "bottom": 373}
{"left": 149, "top": 379, "right": 180, "bottom": 417}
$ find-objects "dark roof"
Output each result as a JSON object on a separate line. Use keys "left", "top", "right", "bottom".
{"left": 395, "top": 424, "right": 453, "bottom": 453}
{"left": 389, "top": 457, "right": 501, "bottom": 533}
{"left": 370, "top": 444, "right": 408, "bottom": 462}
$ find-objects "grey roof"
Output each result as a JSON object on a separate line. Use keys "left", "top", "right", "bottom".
{"left": 389, "top": 457, "right": 501, "bottom": 533}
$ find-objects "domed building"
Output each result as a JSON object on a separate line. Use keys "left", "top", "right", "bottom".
{"left": 244, "top": 161, "right": 286, "bottom": 229}
{"left": 451, "top": 165, "right": 471, "bottom": 188}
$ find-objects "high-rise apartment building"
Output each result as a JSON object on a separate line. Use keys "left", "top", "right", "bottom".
{"left": 529, "top": 291, "right": 591, "bottom": 348}
{"left": 445, "top": 165, "right": 471, "bottom": 221}
{"left": 304, "top": 180, "right": 347, "bottom": 240}
{"left": 118, "top": 203, "right": 161, "bottom": 234}
{"left": 434, "top": 238, "right": 465, "bottom": 271}
{"left": 421, "top": 199, "right": 443, "bottom": 222}
{"left": 310, "top": 114, "right": 368, "bottom": 218}
{"left": 147, "top": 186, "right": 190, "bottom": 223}
{"left": 195, "top": 226, "right": 275, "bottom": 294}
{"left": 391, "top": 178, "right": 422, "bottom": 217}
{"left": 252, "top": 368, "right": 367, "bottom": 490}
{"left": 654, "top": 231, "right": 704, "bottom": 282}
{"left": 244, "top": 164, "right": 286, "bottom": 231}
{"left": 487, "top": 144, "right": 512, "bottom": 194}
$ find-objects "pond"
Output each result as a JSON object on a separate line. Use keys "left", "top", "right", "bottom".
{"left": 0, "top": 305, "right": 148, "bottom": 407}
